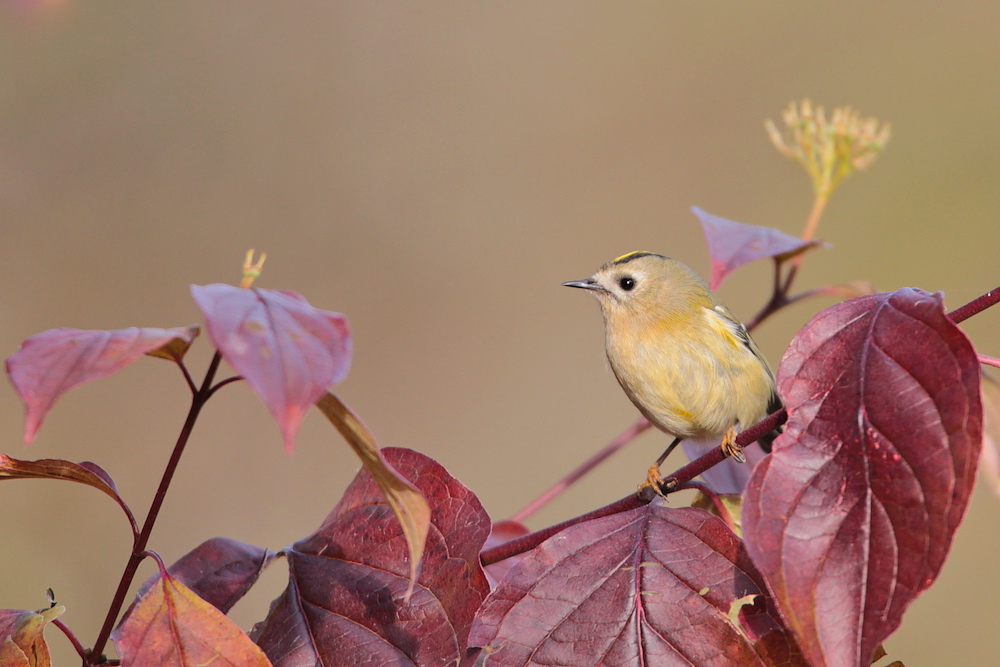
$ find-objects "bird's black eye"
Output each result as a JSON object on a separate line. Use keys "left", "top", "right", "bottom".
{"left": 619, "top": 276, "right": 636, "bottom": 291}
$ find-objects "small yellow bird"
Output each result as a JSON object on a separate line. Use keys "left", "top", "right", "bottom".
{"left": 564, "top": 251, "right": 781, "bottom": 493}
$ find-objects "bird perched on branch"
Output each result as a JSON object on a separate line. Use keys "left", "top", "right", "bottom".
{"left": 564, "top": 251, "right": 781, "bottom": 494}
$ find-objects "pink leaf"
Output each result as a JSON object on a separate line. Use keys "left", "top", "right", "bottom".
{"left": 6, "top": 326, "right": 200, "bottom": 444}
{"left": 190, "top": 284, "right": 351, "bottom": 452}
{"left": 743, "top": 288, "right": 982, "bottom": 667}
{"left": 253, "top": 448, "right": 491, "bottom": 667}
{"left": 693, "top": 207, "right": 823, "bottom": 290}
{"left": 469, "top": 505, "right": 805, "bottom": 667}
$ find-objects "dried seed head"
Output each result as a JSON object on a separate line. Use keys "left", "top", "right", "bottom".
{"left": 766, "top": 99, "right": 891, "bottom": 196}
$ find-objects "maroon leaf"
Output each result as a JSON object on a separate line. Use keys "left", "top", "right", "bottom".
{"left": 132, "top": 538, "right": 278, "bottom": 615}
{"left": 6, "top": 326, "right": 200, "bottom": 444}
{"left": 742, "top": 288, "right": 982, "bottom": 667}
{"left": 315, "top": 392, "right": 430, "bottom": 593}
{"left": 693, "top": 207, "right": 824, "bottom": 290}
{"left": 113, "top": 571, "right": 272, "bottom": 667}
{"left": 253, "top": 448, "right": 491, "bottom": 667}
{"left": 190, "top": 284, "right": 351, "bottom": 452}
{"left": 469, "top": 504, "right": 805, "bottom": 667}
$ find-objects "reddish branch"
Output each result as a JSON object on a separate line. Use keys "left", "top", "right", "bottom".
{"left": 659, "top": 408, "right": 787, "bottom": 493}
{"left": 948, "top": 286, "right": 1000, "bottom": 324}
{"left": 481, "top": 408, "right": 788, "bottom": 566}
{"left": 87, "top": 353, "right": 224, "bottom": 664}
{"left": 510, "top": 417, "right": 652, "bottom": 523}
{"left": 482, "top": 494, "right": 646, "bottom": 566}
{"left": 53, "top": 618, "right": 89, "bottom": 664}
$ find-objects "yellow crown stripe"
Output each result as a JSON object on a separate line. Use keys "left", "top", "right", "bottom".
{"left": 612, "top": 251, "right": 659, "bottom": 265}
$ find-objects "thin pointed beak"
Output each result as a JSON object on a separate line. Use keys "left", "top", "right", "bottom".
{"left": 562, "top": 278, "right": 604, "bottom": 291}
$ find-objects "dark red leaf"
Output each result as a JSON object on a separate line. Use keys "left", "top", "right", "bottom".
{"left": 190, "top": 284, "right": 351, "bottom": 453}
{"left": 743, "top": 288, "right": 982, "bottom": 667}
{"left": 693, "top": 207, "right": 823, "bottom": 290}
{"left": 132, "top": 538, "right": 278, "bottom": 615}
{"left": 113, "top": 572, "right": 272, "bottom": 667}
{"left": 315, "top": 392, "right": 430, "bottom": 593}
{"left": 252, "top": 448, "right": 491, "bottom": 667}
{"left": 469, "top": 504, "right": 805, "bottom": 667}
{"left": 6, "top": 326, "right": 200, "bottom": 444}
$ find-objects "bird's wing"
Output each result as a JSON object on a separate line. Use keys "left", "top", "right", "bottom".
{"left": 708, "top": 304, "right": 774, "bottom": 380}
{"left": 707, "top": 304, "right": 784, "bottom": 452}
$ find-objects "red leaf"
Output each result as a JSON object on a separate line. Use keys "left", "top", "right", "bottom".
{"left": 315, "top": 392, "right": 430, "bottom": 594}
{"left": 693, "top": 207, "right": 823, "bottom": 290}
{"left": 0, "top": 606, "right": 64, "bottom": 667}
{"left": 252, "top": 448, "right": 491, "bottom": 667}
{"left": 742, "top": 289, "right": 982, "bottom": 667}
{"left": 469, "top": 505, "right": 805, "bottom": 667}
{"left": 131, "top": 538, "right": 278, "bottom": 615}
{"left": 190, "top": 284, "right": 351, "bottom": 452}
{"left": 113, "top": 572, "right": 272, "bottom": 667}
{"left": 6, "top": 326, "right": 200, "bottom": 444}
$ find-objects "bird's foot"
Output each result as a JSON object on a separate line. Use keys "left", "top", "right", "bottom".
{"left": 638, "top": 463, "right": 671, "bottom": 498}
{"left": 720, "top": 426, "right": 746, "bottom": 463}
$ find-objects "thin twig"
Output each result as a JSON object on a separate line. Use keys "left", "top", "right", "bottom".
{"left": 509, "top": 417, "right": 652, "bottom": 523}
{"left": 979, "top": 354, "right": 1000, "bottom": 369}
{"left": 482, "top": 493, "right": 648, "bottom": 566}
{"left": 659, "top": 409, "right": 787, "bottom": 494}
{"left": 947, "top": 286, "right": 1000, "bottom": 324}
{"left": 782, "top": 191, "right": 829, "bottom": 295}
{"left": 482, "top": 408, "right": 787, "bottom": 566}
{"left": 207, "top": 374, "right": 244, "bottom": 399}
{"left": 177, "top": 361, "right": 197, "bottom": 395}
{"left": 800, "top": 191, "right": 830, "bottom": 244}
{"left": 52, "top": 618, "right": 88, "bottom": 664}
{"left": 87, "top": 352, "right": 223, "bottom": 663}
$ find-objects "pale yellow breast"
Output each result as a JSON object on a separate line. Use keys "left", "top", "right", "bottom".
{"left": 605, "top": 307, "right": 774, "bottom": 439}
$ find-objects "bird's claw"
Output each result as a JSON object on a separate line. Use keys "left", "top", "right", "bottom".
{"left": 638, "top": 463, "right": 670, "bottom": 498}
{"left": 720, "top": 426, "right": 746, "bottom": 463}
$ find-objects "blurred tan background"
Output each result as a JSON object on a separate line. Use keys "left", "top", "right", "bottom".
{"left": 2, "top": 2, "right": 998, "bottom": 665}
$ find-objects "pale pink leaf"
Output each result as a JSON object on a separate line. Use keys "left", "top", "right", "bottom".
{"left": 6, "top": 326, "right": 199, "bottom": 444}
{"left": 693, "top": 207, "right": 824, "bottom": 290}
{"left": 190, "top": 284, "right": 351, "bottom": 452}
